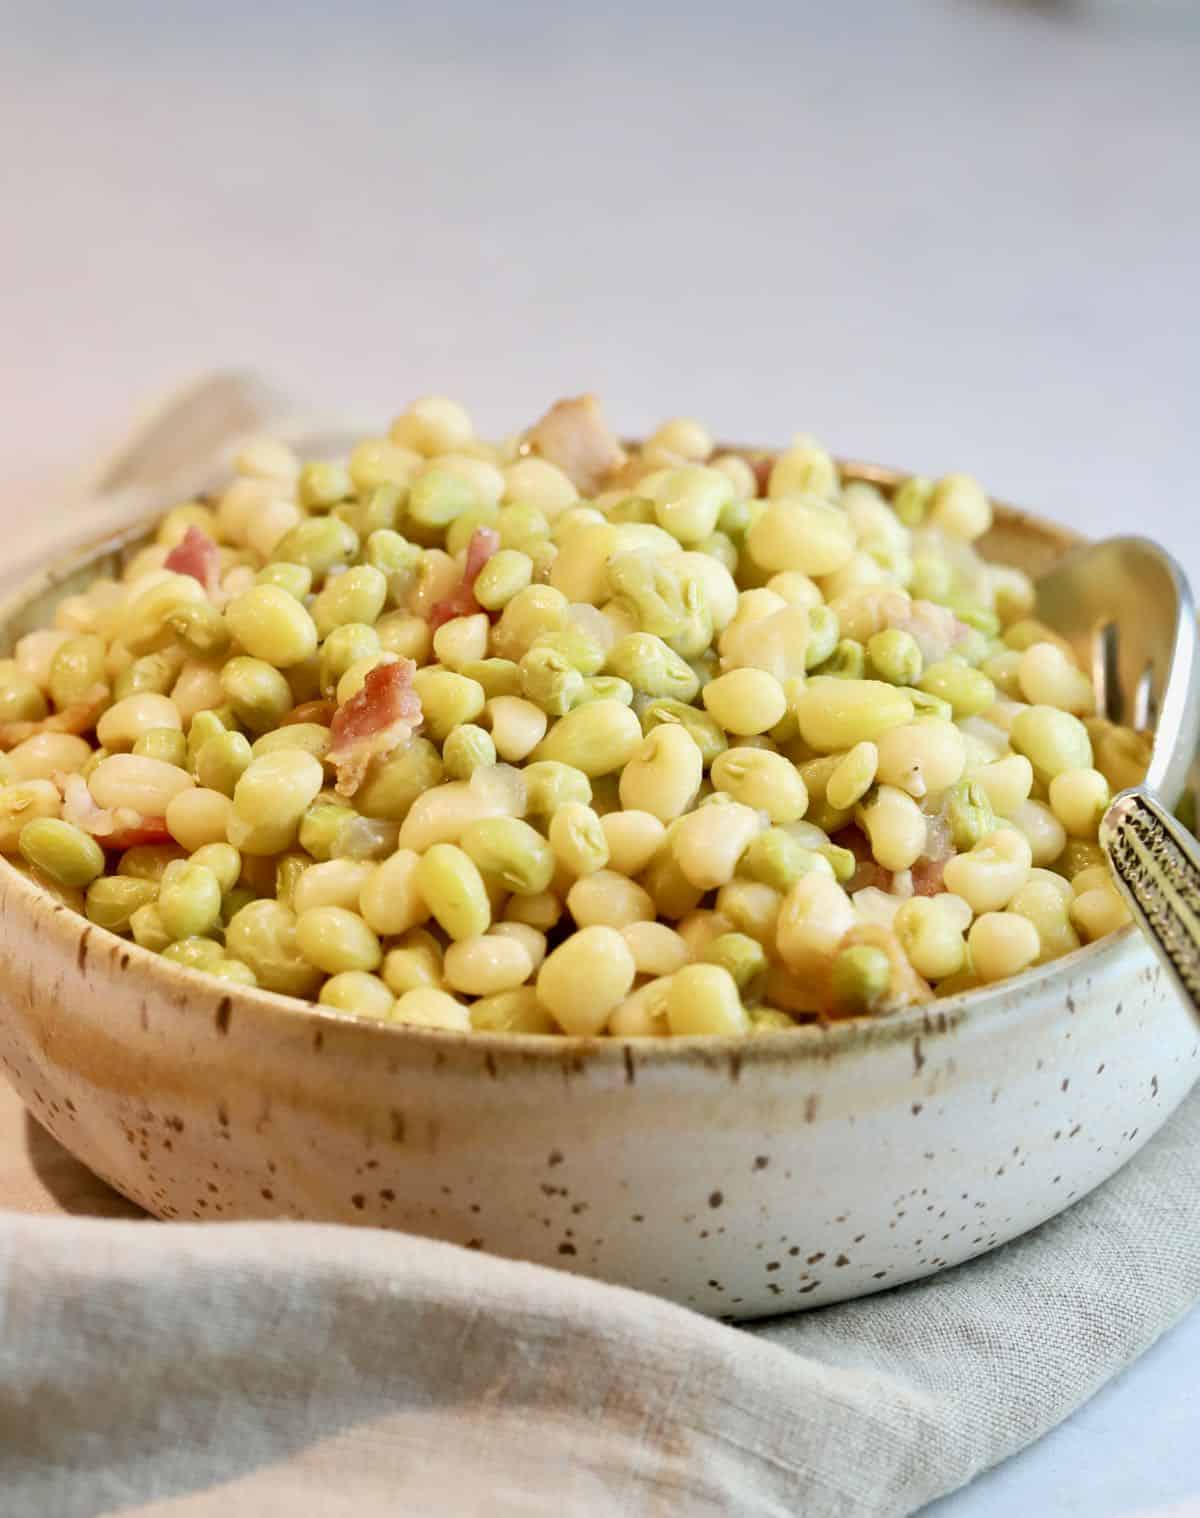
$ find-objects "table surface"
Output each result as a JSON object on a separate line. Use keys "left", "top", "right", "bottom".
{"left": 1, "top": 1, "right": 1198, "bottom": 1513}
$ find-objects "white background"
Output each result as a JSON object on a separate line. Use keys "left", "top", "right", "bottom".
{"left": 1, "top": 1, "right": 1198, "bottom": 1512}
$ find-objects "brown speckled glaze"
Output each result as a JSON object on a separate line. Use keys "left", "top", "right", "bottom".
{"left": 0, "top": 464, "right": 1196, "bottom": 1320}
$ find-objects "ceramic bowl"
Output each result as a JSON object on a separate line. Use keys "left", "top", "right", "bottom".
{"left": 0, "top": 460, "right": 1196, "bottom": 1321}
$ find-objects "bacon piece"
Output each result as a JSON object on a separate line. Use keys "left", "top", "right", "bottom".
{"left": 526, "top": 395, "right": 626, "bottom": 494}
{"left": 428, "top": 526, "right": 501, "bottom": 630}
{"left": 0, "top": 685, "right": 110, "bottom": 750}
{"left": 835, "top": 825, "right": 892, "bottom": 895}
{"left": 910, "top": 855, "right": 949, "bottom": 897}
{"left": 164, "top": 526, "right": 221, "bottom": 595}
{"left": 328, "top": 660, "right": 422, "bottom": 797}
{"left": 102, "top": 818, "right": 172, "bottom": 851}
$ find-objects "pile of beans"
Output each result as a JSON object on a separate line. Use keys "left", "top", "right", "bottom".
{"left": 0, "top": 394, "right": 1149, "bottom": 1036}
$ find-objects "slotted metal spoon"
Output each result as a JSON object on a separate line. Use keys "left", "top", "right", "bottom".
{"left": 1036, "top": 536, "right": 1200, "bottom": 1018}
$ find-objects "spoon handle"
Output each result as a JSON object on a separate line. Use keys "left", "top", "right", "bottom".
{"left": 1100, "top": 787, "right": 1200, "bottom": 1020}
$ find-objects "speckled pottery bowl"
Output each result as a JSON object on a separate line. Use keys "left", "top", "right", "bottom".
{"left": 1, "top": 453, "right": 1196, "bottom": 1321}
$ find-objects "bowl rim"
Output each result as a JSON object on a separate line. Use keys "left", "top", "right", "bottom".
{"left": 0, "top": 453, "right": 1141, "bottom": 1068}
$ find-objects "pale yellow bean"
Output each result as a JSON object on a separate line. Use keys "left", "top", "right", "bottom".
{"left": 549, "top": 803, "right": 609, "bottom": 877}
{"left": 1017, "top": 642, "right": 1094, "bottom": 715}
{"left": 359, "top": 849, "right": 429, "bottom": 936}
{"left": 293, "top": 859, "right": 377, "bottom": 914}
{"left": 826, "top": 741, "right": 878, "bottom": 812}
{"left": 875, "top": 720, "right": 965, "bottom": 799}
{"left": 97, "top": 693, "right": 183, "bottom": 752}
{"left": 943, "top": 827, "right": 1033, "bottom": 914}
{"left": 776, "top": 874, "right": 855, "bottom": 974}
{"left": 391, "top": 987, "right": 472, "bottom": 1032}
{"left": 600, "top": 810, "right": 666, "bottom": 876}
{"left": 968, "top": 912, "right": 1039, "bottom": 982}
{"left": 1048, "top": 768, "right": 1110, "bottom": 839}
{"left": 792, "top": 678, "right": 914, "bottom": 751}
{"left": 675, "top": 909, "right": 735, "bottom": 958}
{"left": 702, "top": 668, "right": 787, "bottom": 736}
{"left": 486, "top": 696, "right": 548, "bottom": 762}
{"left": 164, "top": 788, "right": 233, "bottom": 852}
{"left": 443, "top": 934, "right": 534, "bottom": 996}
{"left": 1007, "top": 798, "right": 1067, "bottom": 867}
{"left": 618, "top": 724, "right": 703, "bottom": 822}
{"left": 967, "top": 753, "right": 1034, "bottom": 817}
{"left": 89, "top": 754, "right": 194, "bottom": 816}
{"left": 857, "top": 785, "right": 927, "bottom": 871}
{"left": 567, "top": 869, "right": 656, "bottom": 929}
{"left": 671, "top": 801, "right": 763, "bottom": 890}
{"left": 608, "top": 978, "right": 673, "bottom": 1037}
{"left": 490, "top": 921, "right": 547, "bottom": 971}
{"left": 536, "top": 925, "right": 636, "bottom": 1035}
{"left": 666, "top": 963, "right": 749, "bottom": 1036}
{"left": 1071, "top": 883, "right": 1131, "bottom": 941}
{"left": 4, "top": 733, "right": 92, "bottom": 782}
{"left": 621, "top": 920, "right": 691, "bottom": 977}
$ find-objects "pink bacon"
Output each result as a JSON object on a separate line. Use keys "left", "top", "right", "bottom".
{"left": 164, "top": 526, "right": 221, "bottom": 596}
{"left": 428, "top": 526, "right": 501, "bottom": 630}
{"left": 328, "top": 659, "right": 423, "bottom": 797}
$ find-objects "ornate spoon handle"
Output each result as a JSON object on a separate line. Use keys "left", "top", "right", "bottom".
{"left": 1100, "top": 787, "right": 1200, "bottom": 1020}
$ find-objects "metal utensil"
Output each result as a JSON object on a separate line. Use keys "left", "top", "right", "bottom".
{"left": 1035, "top": 536, "right": 1200, "bottom": 1017}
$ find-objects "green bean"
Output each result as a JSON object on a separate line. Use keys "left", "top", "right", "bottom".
{"left": 443, "top": 724, "right": 497, "bottom": 780}
{"left": 892, "top": 475, "right": 932, "bottom": 526}
{"left": 168, "top": 602, "right": 231, "bottom": 657}
{"left": 519, "top": 646, "right": 585, "bottom": 715}
{"left": 415, "top": 843, "right": 491, "bottom": 940}
{"left": 162, "top": 936, "right": 225, "bottom": 971}
{"left": 946, "top": 780, "right": 996, "bottom": 851}
{"left": 459, "top": 658, "right": 523, "bottom": 698}
{"left": 411, "top": 669, "right": 485, "bottom": 741}
{"left": 194, "top": 730, "right": 252, "bottom": 796}
{"left": 0, "top": 672, "right": 47, "bottom": 723}
{"left": 133, "top": 728, "right": 188, "bottom": 768}
{"left": 117, "top": 843, "right": 186, "bottom": 881}
{"left": 220, "top": 656, "right": 293, "bottom": 733}
{"left": 702, "top": 931, "right": 767, "bottom": 990}
{"left": 298, "top": 459, "right": 352, "bottom": 508}
{"left": 271, "top": 515, "right": 359, "bottom": 578}
{"left": 606, "top": 633, "right": 700, "bottom": 700}
{"left": 256, "top": 562, "right": 313, "bottom": 599}
{"left": 158, "top": 860, "right": 223, "bottom": 940}
{"left": 113, "top": 649, "right": 186, "bottom": 702}
{"left": 225, "top": 900, "right": 322, "bottom": 996}
{"left": 866, "top": 628, "right": 922, "bottom": 686}
{"left": 521, "top": 759, "right": 592, "bottom": 815}
{"left": 85, "top": 875, "right": 158, "bottom": 932}
{"left": 739, "top": 829, "right": 827, "bottom": 891}
{"left": 804, "top": 605, "right": 840, "bottom": 670}
{"left": 355, "top": 738, "right": 445, "bottom": 820}
{"left": 129, "top": 902, "right": 171, "bottom": 952}
{"left": 459, "top": 816, "right": 555, "bottom": 895}
{"left": 639, "top": 699, "right": 727, "bottom": 766}
{"left": 360, "top": 483, "right": 407, "bottom": 536}
{"left": 407, "top": 466, "right": 477, "bottom": 529}
{"left": 573, "top": 675, "right": 634, "bottom": 707}
{"left": 830, "top": 944, "right": 891, "bottom": 1014}
{"left": 817, "top": 639, "right": 866, "bottom": 679}
{"left": 311, "top": 565, "right": 388, "bottom": 638}
{"left": 48, "top": 635, "right": 106, "bottom": 708}
{"left": 19, "top": 818, "right": 105, "bottom": 887}
{"left": 918, "top": 660, "right": 996, "bottom": 719}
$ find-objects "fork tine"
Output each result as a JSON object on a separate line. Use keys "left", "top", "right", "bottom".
{"left": 1094, "top": 621, "right": 1123, "bottom": 723}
